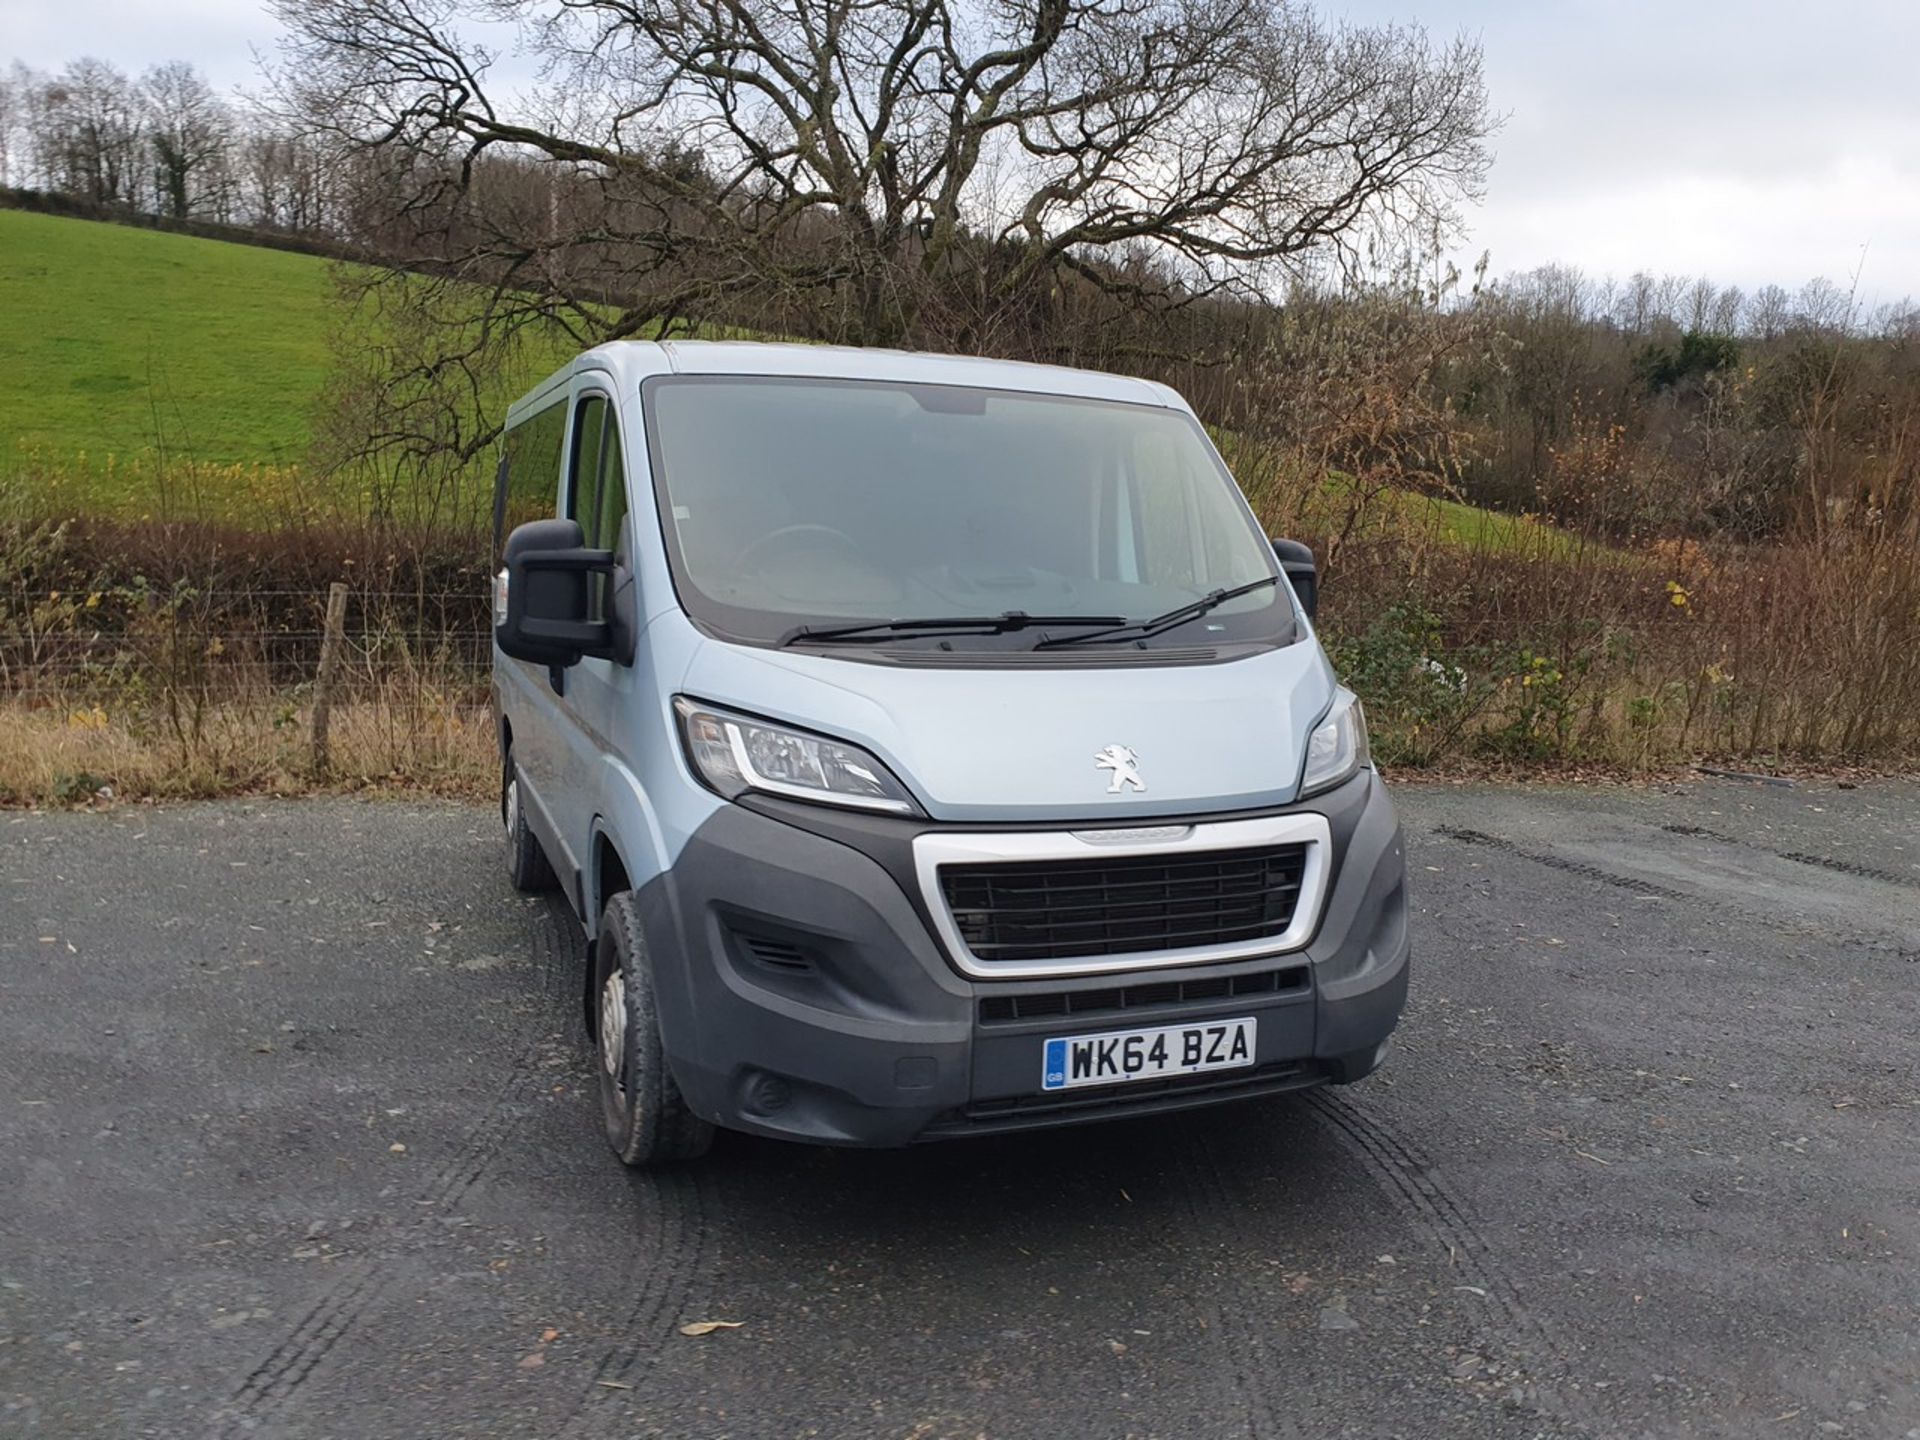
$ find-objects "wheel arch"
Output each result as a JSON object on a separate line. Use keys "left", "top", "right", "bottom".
{"left": 584, "top": 753, "right": 674, "bottom": 932}
{"left": 592, "top": 830, "right": 633, "bottom": 925}
{"left": 497, "top": 714, "right": 515, "bottom": 817}
{"left": 583, "top": 754, "right": 676, "bottom": 1029}
{"left": 585, "top": 829, "right": 633, "bottom": 1035}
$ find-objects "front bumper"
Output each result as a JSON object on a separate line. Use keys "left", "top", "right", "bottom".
{"left": 634, "top": 769, "right": 1408, "bottom": 1147}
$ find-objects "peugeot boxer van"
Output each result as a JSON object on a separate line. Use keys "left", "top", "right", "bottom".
{"left": 490, "top": 341, "right": 1408, "bottom": 1165}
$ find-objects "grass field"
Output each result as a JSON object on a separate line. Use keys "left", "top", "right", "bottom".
{"left": 0, "top": 209, "right": 588, "bottom": 521}
{"left": 0, "top": 209, "right": 338, "bottom": 472}
{"left": 1409, "top": 490, "right": 1587, "bottom": 558}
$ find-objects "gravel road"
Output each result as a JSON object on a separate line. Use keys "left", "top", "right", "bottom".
{"left": 2, "top": 779, "right": 1916, "bottom": 1440}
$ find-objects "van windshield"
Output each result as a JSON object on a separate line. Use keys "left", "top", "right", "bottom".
{"left": 642, "top": 376, "right": 1293, "bottom": 653}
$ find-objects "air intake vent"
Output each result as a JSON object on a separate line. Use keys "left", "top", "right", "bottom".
{"left": 739, "top": 935, "right": 815, "bottom": 974}
{"left": 977, "top": 966, "right": 1306, "bottom": 1025}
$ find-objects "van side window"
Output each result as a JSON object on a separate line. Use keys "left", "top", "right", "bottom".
{"left": 494, "top": 398, "right": 567, "bottom": 559}
{"left": 568, "top": 394, "right": 629, "bottom": 621}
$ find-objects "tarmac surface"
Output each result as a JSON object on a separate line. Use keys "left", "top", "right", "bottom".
{"left": 2, "top": 778, "right": 1917, "bottom": 1440}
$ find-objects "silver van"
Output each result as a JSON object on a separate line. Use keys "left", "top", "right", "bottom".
{"left": 490, "top": 341, "right": 1408, "bottom": 1165}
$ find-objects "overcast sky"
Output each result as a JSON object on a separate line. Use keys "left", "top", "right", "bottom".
{"left": 5, "top": 0, "right": 1916, "bottom": 303}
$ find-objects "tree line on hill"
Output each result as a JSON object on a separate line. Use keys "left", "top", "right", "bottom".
{"left": 0, "top": 58, "right": 333, "bottom": 231}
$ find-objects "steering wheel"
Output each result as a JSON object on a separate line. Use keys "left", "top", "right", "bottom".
{"left": 738, "top": 524, "right": 863, "bottom": 569}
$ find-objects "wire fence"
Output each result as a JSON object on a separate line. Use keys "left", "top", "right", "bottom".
{"left": 0, "top": 602, "right": 1867, "bottom": 696}
{"left": 4, "top": 577, "right": 1917, "bottom": 767}
{"left": 0, "top": 585, "right": 492, "bottom": 702}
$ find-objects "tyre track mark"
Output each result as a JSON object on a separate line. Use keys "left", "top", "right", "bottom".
{"left": 1434, "top": 822, "right": 1914, "bottom": 961}
{"left": 1302, "top": 1088, "right": 1592, "bottom": 1429}
{"left": 428, "top": 899, "right": 577, "bottom": 1212}
{"left": 211, "top": 895, "right": 578, "bottom": 1438}
{"left": 557, "top": 1169, "right": 712, "bottom": 1437}
{"left": 1661, "top": 823, "right": 1920, "bottom": 890}
{"left": 222, "top": 1260, "right": 384, "bottom": 1422}
{"left": 1435, "top": 826, "right": 1689, "bottom": 900}
{"left": 1175, "top": 1129, "right": 1296, "bottom": 1440}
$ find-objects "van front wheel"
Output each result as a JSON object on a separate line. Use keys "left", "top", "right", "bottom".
{"left": 593, "top": 892, "right": 714, "bottom": 1167}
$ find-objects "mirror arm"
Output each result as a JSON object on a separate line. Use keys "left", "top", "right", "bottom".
{"left": 514, "top": 546, "right": 615, "bottom": 578}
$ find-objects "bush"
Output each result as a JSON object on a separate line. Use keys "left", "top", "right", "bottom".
{"left": 1309, "top": 515, "right": 1920, "bottom": 771}
{"left": 1326, "top": 602, "right": 1495, "bottom": 767}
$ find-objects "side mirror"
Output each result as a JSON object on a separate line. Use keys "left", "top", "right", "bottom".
{"left": 495, "top": 518, "right": 616, "bottom": 667}
{"left": 1270, "top": 537, "right": 1318, "bottom": 620}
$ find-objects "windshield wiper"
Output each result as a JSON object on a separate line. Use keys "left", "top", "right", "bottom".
{"left": 779, "top": 611, "right": 1127, "bottom": 647}
{"left": 1032, "top": 576, "right": 1282, "bottom": 650}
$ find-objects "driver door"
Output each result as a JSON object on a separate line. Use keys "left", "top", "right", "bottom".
{"left": 548, "top": 379, "right": 637, "bottom": 915}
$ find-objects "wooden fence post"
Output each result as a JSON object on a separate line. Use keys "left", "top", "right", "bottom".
{"left": 311, "top": 582, "right": 349, "bottom": 775}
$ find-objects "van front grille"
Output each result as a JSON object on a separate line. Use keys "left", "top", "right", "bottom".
{"left": 939, "top": 843, "right": 1310, "bottom": 963}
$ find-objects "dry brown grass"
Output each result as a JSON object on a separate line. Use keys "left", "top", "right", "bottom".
{"left": 0, "top": 696, "right": 494, "bottom": 806}
{"left": 0, "top": 505, "right": 499, "bottom": 806}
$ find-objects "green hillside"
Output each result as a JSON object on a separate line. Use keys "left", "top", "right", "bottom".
{"left": 0, "top": 208, "right": 1576, "bottom": 554}
{"left": 0, "top": 209, "right": 337, "bottom": 471}
{"left": 0, "top": 209, "right": 584, "bottom": 521}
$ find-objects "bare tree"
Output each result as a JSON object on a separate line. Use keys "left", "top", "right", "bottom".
{"left": 232, "top": 125, "right": 328, "bottom": 231}
{"left": 11, "top": 66, "right": 78, "bottom": 192}
{"left": 0, "top": 63, "right": 26, "bottom": 188}
{"left": 270, "top": 0, "right": 1493, "bottom": 348}
{"left": 1615, "top": 271, "right": 1660, "bottom": 337}
{"left": 1709, "top": 283, "right": 1743, "bottom": 336}
{"left": 1748, "top": 283, "right": 1791, "bottom": 340}
{"left": 237, "top": 129, "right": 290, "bottom": 227}
{"left": 143, "top": 61, "right": 233, "bottom": 220}
{"left": 43, "top": 58, "right": 146, "bottom": 207}
{"left": 1795, "top": 277, "right": 1853, "bottom": 335}
{"left": 1682, "top": 276, "right": 1717, "bottom": 334}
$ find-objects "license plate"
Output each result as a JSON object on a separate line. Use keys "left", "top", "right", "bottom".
{"left": 1041, "top": 1017, "right": 1256, "bottom": 1092}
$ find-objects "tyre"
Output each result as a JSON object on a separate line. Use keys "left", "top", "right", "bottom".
{"left": 502, "top": 754, "right": 557, "bottom": 893}
{"left": 592, "top": 891, "right": 715, "bottom": 1166}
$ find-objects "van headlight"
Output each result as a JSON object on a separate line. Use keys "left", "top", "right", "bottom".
{"left": 1299, "top": 687, "right": 1371, "bottom": 797}
{"left": 673, "top": 698, "right": 922, "bottom": 815}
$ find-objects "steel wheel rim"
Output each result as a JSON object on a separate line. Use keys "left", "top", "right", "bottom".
{"left": 504, "top": 775, "right": 519, "bottom": 839}
{"left": 599, "top": 969, "right": 627, "bottom": 1088}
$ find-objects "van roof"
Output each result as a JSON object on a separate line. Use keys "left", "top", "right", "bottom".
{"left": 508, "top": 340, "right": 1184, "bottom": 422}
